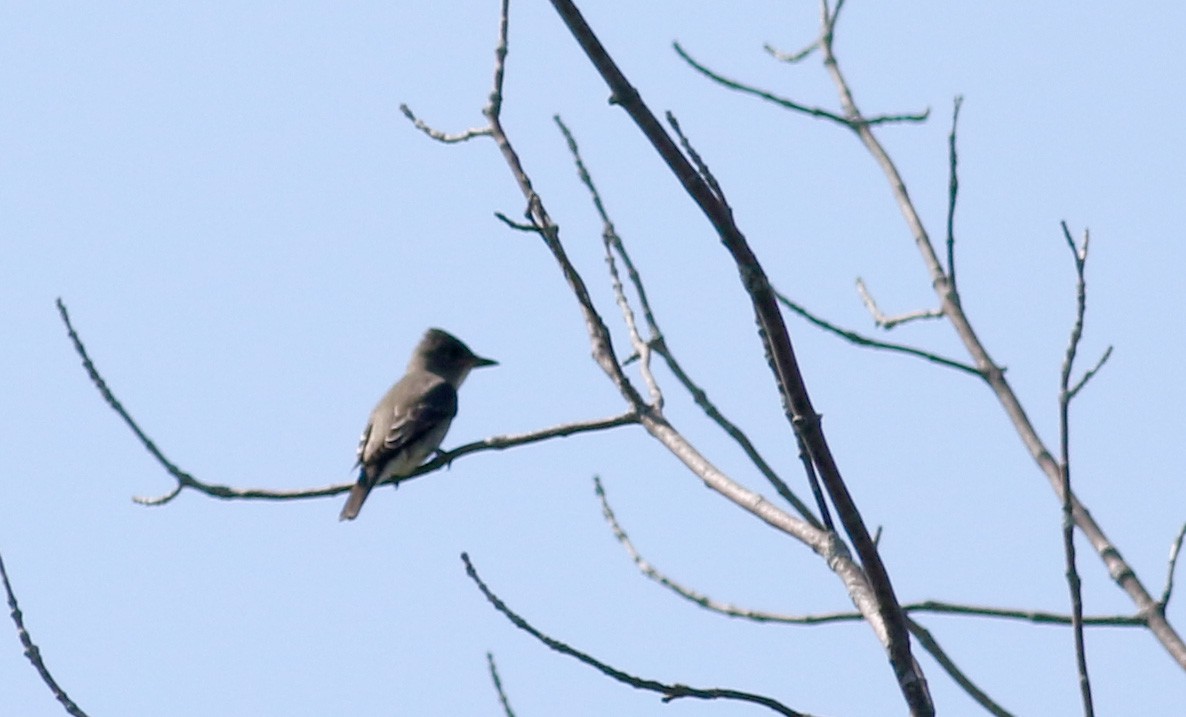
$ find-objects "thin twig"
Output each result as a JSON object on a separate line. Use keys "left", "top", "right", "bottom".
{"left": 945, "top": 96, "right": 963, "bottom": 300}
{"left": 486, "top": 652, "right": 517, "bottom": 717}
{"left": 1068, "top": 346, "right": 1113, "bottom": 400}
{"left": 776, "top": 290, "right": 983, "bottom": 378}
{"left": 399, "top": 103, "right": 492, "bottom": 143}
{"left": 763, "top": 41, "right": 818, "bottom": 64}
{"left": 855, "top": 278, "right": 943, "bottom": 329}
{"left": 825, "top": 0, "right": 850, "bottom": 33}
{"left": 1162, "top": 523, "right": 1186, "bottom": 609}
{"left": 1, "top": 551, "right": 91, "bottom": 717}
{"left": 494, "top": 212, "right": 542, "bottom": 233}
{"left": 462, "top": 553, "right": 816, "bottom": 717}
{"left": 1058, "top": 221, "right": 1096, "bottom": 717}
{"left": 666, "top": 112, "right": 730, "bottom": 210}
{"left": 674, "top": 42, "right": 929, "bottom": 129}
{"left": 554, "top": 116, "right": 819, "bottom": 525}
{"left": 793, "top": 431, "right": 834, "bottom": 531}
{"left": 553, "top": 116, "right": 663, "bottom": 408}
{"left": 57, "top": 298, "right": 202, "bottom": 499}
{"left": 903, "top": 601, "right": 1142, "bottom": 627}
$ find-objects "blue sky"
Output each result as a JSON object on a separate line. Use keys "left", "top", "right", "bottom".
{"left": 4, "top": 2, "right": 1186, "bottom": 714}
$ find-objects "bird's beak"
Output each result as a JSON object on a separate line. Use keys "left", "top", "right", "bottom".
{"left": 471, "top": 355, "right": 498, "bottom": 368}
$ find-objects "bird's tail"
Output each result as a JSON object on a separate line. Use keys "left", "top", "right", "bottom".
{"left": 339, "top": 476, "right": 373, "bottom": 521}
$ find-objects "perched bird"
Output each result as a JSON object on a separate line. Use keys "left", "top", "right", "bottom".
{"left": 339, "top": 328, "right": 497, "bottom": 521}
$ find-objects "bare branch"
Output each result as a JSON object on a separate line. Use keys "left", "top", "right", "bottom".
{"left": 776, "top": 290, "right": 983, "bottom": 378}
{"left": 855, "top": 278, "right": 943, "bottom": 330}
{"left": 674, "top": 42, "right": 928, "bottom": 129}
{"left": 398, "top": 103, "right": 492, "bottom": 143}
{"left": 462, "top": 553, "right": 817, "bottom": 717}
{"left": 486, "top": 652, "right": 517, "bottom": 717}
{"left": 1057, "top": 221, "right": 1097, "bottom": 717}
{"left": 1, "top": 551, "right": 91, "bottom": 717}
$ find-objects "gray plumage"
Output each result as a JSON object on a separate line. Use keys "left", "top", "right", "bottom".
{"left": 339, "top": 328, "right": 496, "bottom": 521}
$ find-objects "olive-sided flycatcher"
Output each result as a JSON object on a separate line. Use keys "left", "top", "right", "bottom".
{"left": 339, "top": 328, "right": 497, "bottom": 521}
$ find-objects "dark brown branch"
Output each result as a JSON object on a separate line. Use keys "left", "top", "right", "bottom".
{"left": 462, "top": 553, "right": 816, "bottom": 717}
{"left": 1057, "top": 221, "right": 1096, "bottom": 717}
{"left": 546, "top": 2, "right": 931, "bottom": 712}
{"left": 486, "top": 652, "right": 517, "bottom": 717}
{"left": 776, "top": 290, "right": 983, "bottom": 378}
{"left": 1, "top": 551, "right": 91, "bottom": 717}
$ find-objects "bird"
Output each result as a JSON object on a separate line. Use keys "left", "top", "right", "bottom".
{"left": 339, "top": 328, "right": 497, "bottom": 521}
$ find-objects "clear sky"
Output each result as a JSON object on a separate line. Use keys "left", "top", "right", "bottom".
{"left": 4, "top": 2, "right": 1186, "bottom": 715}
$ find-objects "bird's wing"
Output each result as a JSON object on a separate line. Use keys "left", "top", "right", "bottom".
{"left": 361, "top": 377, "right": 458, "bottom": 473}
{"left": 354, "top": 421, "right": 372, "bottom": 466}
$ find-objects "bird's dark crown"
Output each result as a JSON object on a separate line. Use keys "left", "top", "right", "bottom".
{"left": 413, "top": 328, "right": 497, "bottom": 378}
